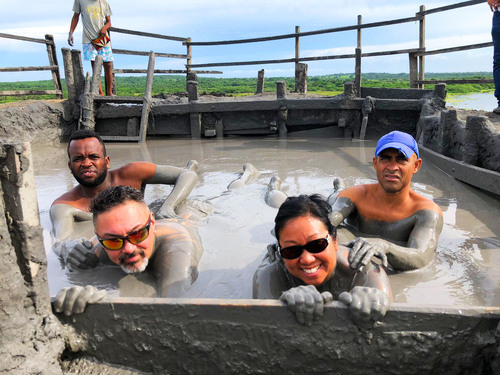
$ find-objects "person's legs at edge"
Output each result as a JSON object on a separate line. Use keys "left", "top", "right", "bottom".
{"left": 104, "top": 62, "right": 113, "bottom": 96}
{"left": 492, "top": 11, "right": 500, "bottom": 113}
{"left": 90, "top": 60, "right": 105, "bottom": 96}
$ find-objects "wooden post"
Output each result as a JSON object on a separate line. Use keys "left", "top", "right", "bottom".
{"left": 295, "top": 63, "right": 308, "bottom": 94}
{"left": 354, "top": 48, "right": 361, "bottom": 97}
{"left": 186, "top": 37, "right": 192, "bottom": 91}
{"left": 62, "top": 48, "right": 76, "bottom": 106}
{"left": 409, "top": 52, "right": 418, "bottom": 88}
{"left": 44, "top": 34, "right": 63, "bottom": 99}
{"left": 357, "top": 15, "right": 362, "bottom": 49}
{"left": 80, "top": 72, "right": 95, "bottom": 130}
{"left": 187, "top": 72, "right": 199, "bottom": 101}
{"left": 294, "top": 26, "right": 300, "bottom": 92}
{"left": 256, "top": 69, "right": 265, "bottom": 94}
{"left": 276, "top": 81, "right": 287, "bottom": 99}
{"left": 91, "top": 55, "right": 103, "bottom": 95}
{"left": 71, "top": 49, "right": 85, "bottom": 98}
{"left": 139, "top": 52, "right": 155, "bottom": 143}
{"left": 419, "top": 5, "right": 426, "bottom": 89}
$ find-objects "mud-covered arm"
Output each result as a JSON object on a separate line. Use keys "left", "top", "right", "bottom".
{"left": 49, "top": 204, "right": 99, "bottom": 269}
{"left": 348, "top": 209, "right": 443, "bottom": 271}
{"left": 146, "top": 164, "right": 198, "bottom": 218}
{"left": 329, "top": 196, "right": 357, "bottom": 227}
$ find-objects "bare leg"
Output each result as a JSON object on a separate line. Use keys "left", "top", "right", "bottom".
{"left": 90, "top": 60, "right": 104, "bottom": 96}
{"left": 103, "top": 62, "right": 114, "bottom": 96}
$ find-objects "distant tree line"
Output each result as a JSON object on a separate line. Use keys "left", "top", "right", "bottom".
{"left": 0, "top": 72, "right": 494, "bottom": 103}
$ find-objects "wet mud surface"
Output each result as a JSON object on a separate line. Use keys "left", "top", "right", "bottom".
{"left": 33, "top": 135, "right": 500, "bottom": 307}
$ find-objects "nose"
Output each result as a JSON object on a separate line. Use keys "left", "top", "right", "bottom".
{"left": 298, "top": 250, "right": 316, "bottom": 264}
{"left": 120, "top": 240, "right": 136, "bottom": 254}
{"left": 81, "top": 157, "right": 92, "bottom": 167}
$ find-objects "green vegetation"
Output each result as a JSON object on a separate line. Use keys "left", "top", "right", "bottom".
{"left": 0, "top": 72, "right": 494, "bottom": 103}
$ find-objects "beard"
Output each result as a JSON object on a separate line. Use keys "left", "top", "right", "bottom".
{"left": 72, "top": 167, "right": 108, "bottom": 188}
{"left": 120, "top": 251, "right": 149, "bottom": 274}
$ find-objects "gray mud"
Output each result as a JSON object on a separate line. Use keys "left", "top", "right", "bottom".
{"left": 33, "top": 135, "right": 500, "bottom": 307}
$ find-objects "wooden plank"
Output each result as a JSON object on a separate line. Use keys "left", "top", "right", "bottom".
{"left": 45, "top": 34, "right": 63, "bottom": 99}
{"left": 139, "top": 52, "right": 155, "bottom": 143}
{"left": 53, "top": 298, "right": 500, "bottom": 375}
{"left": 420, "top": 0, "right": 483, "bottom": 16}
{"left": 418, "top": 42, "right": 493, "bottom": 56}
{"left": 0, "top": 32, "right": 47, "bottom": 44}
{"left": 100, "top": 135, "right": 141, "bottom": 142}
{"left": 420, "top": 145, "right": 500, "bottom": 196}
{"left": 94, "top": 96, "right": 144, "bottom": 104}
{"left": 415, "top": 79, "right": 494, "bottom": 85}
{"left": 113, "top": 69, "right": 222, "bottom": 75}
{"left": 187, "top": 16, "right": 418, "bottom": 46}
{"left": 361, "top": 48, "right": 420, "bottom": 57}
{"left": 0, "top": 90, "right": 62, "bottom": 96}
{"left": 110, "top": 27, "right": 188, "bottom": 42}
{"left": 0, "top": 66, "right": 58, "bottom": 72}
{"left": 113, "top": 48, "right": 187, "bottom": 59}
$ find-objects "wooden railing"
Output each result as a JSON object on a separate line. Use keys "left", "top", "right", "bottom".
{"left": 185, "top": 0, "right": 491, "bottom": 91}
{"left": 0, "top": 33, "right": 63, "bottom": 98}
{"left": 108, "top": 27, "right": 221, "bottom": 76}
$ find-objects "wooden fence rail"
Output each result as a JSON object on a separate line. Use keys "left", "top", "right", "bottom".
{"left": 185, "top": 0, "right": 488, "bottom": 92}
{"left": 0, "top": 33, "right": 63, "bottom": 98}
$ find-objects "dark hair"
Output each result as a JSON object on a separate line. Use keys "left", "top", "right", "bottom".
{"left": 274, "top": 194, "right": 336, "bottom": 242}
{"left": 67, "top": 129, "right": 107, "bottom": 157}
{"left": 90, "top": 185, "right": 145, "bottom": 220}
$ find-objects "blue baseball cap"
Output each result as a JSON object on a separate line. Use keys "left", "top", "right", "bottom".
{"left": 375, "top": 131, "right": 419, "bottom": 159}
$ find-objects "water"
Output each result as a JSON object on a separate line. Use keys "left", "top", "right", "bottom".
{"left": 33, "top": 136, "right": 500, "bottom": 307}
{"left": 447, "top": 91, "right": 497, "bottom": 111}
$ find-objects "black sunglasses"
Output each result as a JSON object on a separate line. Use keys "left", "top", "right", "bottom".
{"left": 279, "top": 234, "right": 330, "bottom": 260}
{"left": 97, "top": 216, "right": 151, "bottom": 251}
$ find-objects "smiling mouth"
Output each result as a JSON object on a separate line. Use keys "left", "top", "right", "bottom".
{"left": 302, "top": 265, "right": 320, "bottom": 274}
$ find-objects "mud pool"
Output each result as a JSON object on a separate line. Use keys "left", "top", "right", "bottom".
{"left": 34, "top": 135, "right": 500, "bottom": 307}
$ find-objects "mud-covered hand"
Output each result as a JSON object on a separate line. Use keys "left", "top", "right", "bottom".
{"left": 157, "top": 204, "right": 178, "bottom": 219}
{"left": 53, "top": 286, "right": 107, "bottom": 316}
{"left": 68, "top": 32, "right": 74, "bottom": 46}
{"left": 345, "top": 237, "right": 388, "bottom": 271}
{"left": 59, "top": 238, "right": 99, "bottom": 270}
{"left": 280, "top": 285, "right": 333, "bottom": 326}
{"left": 339, "top": 286, "right": 389, "bottom": 323}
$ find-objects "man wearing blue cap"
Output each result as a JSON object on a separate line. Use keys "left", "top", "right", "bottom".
{"left": 329, "top": 131, "right": 443, "bottom": 271}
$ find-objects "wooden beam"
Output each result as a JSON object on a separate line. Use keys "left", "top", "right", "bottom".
{"left": 109, "top": 27, "right": 188, "bottom": 42}
{"left": 0, "top": 90, "right": 62, "bottom": 96}
{"left": 0, "top": 66, "right": 58, "bottom": 72}
{"left": 113, "top": 48, "right": 187, "bottom": 59}
{"left": 417, "top": 42, "right": 493, "bottom": 56}
{"left": 0, "top": 32, "right": 47, "bottom": 44}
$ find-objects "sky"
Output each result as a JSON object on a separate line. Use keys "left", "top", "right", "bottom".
{"left": 0, "top": 0, "right": 495, "bottom": 82}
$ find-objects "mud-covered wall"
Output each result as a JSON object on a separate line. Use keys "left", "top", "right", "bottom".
{"left": 0, "top": 143, "right": 64, "bottom": 374}
{"left": 0, "top": 101, "right": 74, "bottom": 144}
{"left": 417, "top": 100, "right": 500, "bottom": 173}
{"left": 55, "top": 298, "right": 500, "bottom": 375}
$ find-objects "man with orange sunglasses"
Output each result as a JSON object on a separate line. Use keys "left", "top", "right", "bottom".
{"left": 54, "top": 185, "right": 203, "bottom": 315}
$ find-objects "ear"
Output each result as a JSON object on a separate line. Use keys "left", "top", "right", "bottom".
{"left": 105, "top": 155, "right": 110, "bottom": 169}
{"left": 413, "top": 157, "right": 423, "bottom": 173}
{"left": 372, "top": 156, "right": 378, "bottom": 169}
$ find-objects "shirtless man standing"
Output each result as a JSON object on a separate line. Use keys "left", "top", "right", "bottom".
{"left": 50, "top": 129, "right": 199, "bottom": 270}
{"left": 329, "top": 131, "right": 443, "bottom": 271}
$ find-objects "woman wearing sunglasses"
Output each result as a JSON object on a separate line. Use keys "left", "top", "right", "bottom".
{"left": 253, "top": 194, "right": 392, "bottom": 326}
